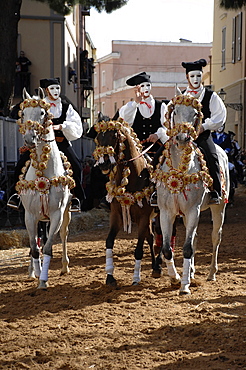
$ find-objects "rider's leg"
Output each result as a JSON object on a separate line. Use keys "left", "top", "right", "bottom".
{"left": 57, "top": 142, "right": 85, "bottom": 212}
{"left": 150, "top": 145, "right": 165, "bottom": 207}
{"left": 196, "top": 133, "right": 221, "bottom": 204}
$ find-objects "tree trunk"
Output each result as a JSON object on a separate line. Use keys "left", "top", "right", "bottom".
{"left": 0, "top": 0, "right": 22, "bottom": 116}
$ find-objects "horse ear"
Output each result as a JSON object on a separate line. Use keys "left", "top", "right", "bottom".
{"left": 38, "top": 87, "right": 45, "bottom": 100}
{"left": 175, "top": 86, "right": 182, "bottom": 96}
{"left": 23, "top": 87, "right": 31, "bottom": 100}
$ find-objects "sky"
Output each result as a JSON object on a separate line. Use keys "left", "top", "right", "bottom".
{"left": 86, "top": 0, "right": 214, "bottom": 59}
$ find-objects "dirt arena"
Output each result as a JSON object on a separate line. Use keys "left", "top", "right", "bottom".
{"left": 0, "top": 186, "right": 246, "bottom": 369}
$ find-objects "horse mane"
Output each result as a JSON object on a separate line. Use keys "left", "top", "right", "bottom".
{"left": 123, "top": 129, "right": 146, "bottom": 176}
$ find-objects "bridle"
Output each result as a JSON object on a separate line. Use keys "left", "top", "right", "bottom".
{"left": 17, "top": 98, "right": 55, "bottom": 144}
{"left": 93, "top": 119, "right": 154, "bottom": 166}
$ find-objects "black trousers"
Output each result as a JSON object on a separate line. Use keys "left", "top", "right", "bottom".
{"left": 195, "top": 131, "right": 221, "bottom": 196}
{"left": 57, "top": 140, "right": 85, "bottom": 202}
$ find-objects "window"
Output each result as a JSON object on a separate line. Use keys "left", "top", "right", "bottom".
{"left": 73, "top": 6, "right": 76, "bottom": 25}
{"left": 94, "top": 72, "right": 97, "bottom": 88}
{"left": 221, "top": 27, "right": 226, "bottom": 69}
{"left": 232, "top": 12, "right": 242, "bottom": 63}
{"left": 102, "top": 70, "right": 106, "bottom": 87}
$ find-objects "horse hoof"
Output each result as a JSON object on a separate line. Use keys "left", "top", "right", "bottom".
{"left": 132, "top": 281, "right": 139, "bottom": 286}
{"left": 170, "top": 276, "right": 181, "bottom": 286}
{"left": 152, "top": 270, "right": 162, "bottom": 278}
{"left": 60, "top": 268, "right": 70, "bottom": 276}
{"left": 106, "top": 274, "right": 117, "bottom": 287}
{"left": 179, "top": 284, "right": 191, "bottom": 295}
{"left": 37, "top": 280, "right": 48, "bottom": 290}
{"left": 207, "top": 275, "right": 216, "bottom": 281}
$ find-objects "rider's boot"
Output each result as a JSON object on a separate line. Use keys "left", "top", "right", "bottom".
{"left": 7, "top": 193, "right": 21, "bottom": 209}
{"left": 208, "top": 190, "right": 221, "bottom": 205}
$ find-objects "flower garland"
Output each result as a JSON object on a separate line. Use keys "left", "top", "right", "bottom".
{"left": 93, "top": 119, "right": 142, "bottom": 165}
{"left": 16, "top": 146, "right": 75, "bottom": 194}
{"left": 106, "top": 165, "right": 154, "bottom": 207}
{"left": 152, "top": 95, "right": 213, "bottom": 193}
{"left": 93, "top": 119, "right": 153, "bottom": 207}
{"left": 15, "top": 98, "right": 75, "bottom": 195}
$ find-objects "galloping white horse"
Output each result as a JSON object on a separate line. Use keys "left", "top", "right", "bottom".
{"left": 16, "top": 88, "right": 74, "bottom": 289}
{"left": 152, "top": 94, "right": 229, "bottom": 295}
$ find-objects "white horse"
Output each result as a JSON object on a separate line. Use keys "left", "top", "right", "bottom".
{"left": 16, "top": 88, "right": 73, "bottom": 289}
{"left": 152, "top": 94, "right": 230, "bottom": 295}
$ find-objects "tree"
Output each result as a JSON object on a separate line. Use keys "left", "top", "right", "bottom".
{"left": 220, "top": 0, "right": 246, "bottom": 9}
{"left": 0, "top": 0, "right": 128, "bottom": 116}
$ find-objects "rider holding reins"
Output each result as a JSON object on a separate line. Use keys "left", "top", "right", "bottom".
{"left": 119, "top": 72, "right": 169, "bottom": 157}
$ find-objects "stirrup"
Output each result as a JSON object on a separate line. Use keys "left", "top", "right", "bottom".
{"left": 208, "top": 190, "right": 221, "bottom": 205}
{"left": 7, "top": 194, "right": 21, "bottom": 209}
{"left": 69, "top": 197, "right": 81, "bottom": 212}
{"left": 150, "top": 191, "right": 158, "bottom": 207}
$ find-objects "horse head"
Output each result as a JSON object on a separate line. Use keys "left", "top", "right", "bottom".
{"left": 93, "top": 119, "right": 133, "bottom": 174}
{"left": 95, "top": 128, "right": 119, "bottom": 174}
{"left": 18, "top": 87, "right": 53, "bottom": 149}
{"left": 165, "top": 94, "right": 203, "bottom": 148}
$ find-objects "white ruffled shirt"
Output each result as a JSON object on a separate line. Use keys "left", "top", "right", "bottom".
{"left": 183, "top": 86, "right": 227, "bottom": 131}
{"left": 45, "top": 97, "right": 82, "bottom": 142}
{"left": 119, "top": 95, "right": 169, "bottom": 144}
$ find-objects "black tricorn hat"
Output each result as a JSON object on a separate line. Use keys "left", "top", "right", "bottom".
{"left": 181, "top": 59, "right": 207, "bottom": 74}
{"left": 126, "top": 72, "right": 151, "bottom": 86}
{"left": 40, "top": 78, "right": 60, "bottom": 89}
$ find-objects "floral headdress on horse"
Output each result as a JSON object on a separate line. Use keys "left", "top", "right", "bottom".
{"left": 152, "top": 94, "right": 213, "bottom": 193}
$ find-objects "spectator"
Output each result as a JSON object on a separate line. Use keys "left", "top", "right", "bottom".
{"left": 212, "top": 125, "right": 232, "bottom": 154}
{"left": 16, "top": 51, "right": 32, "bottom": 94}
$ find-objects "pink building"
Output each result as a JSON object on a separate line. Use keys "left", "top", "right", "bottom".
{"left": 93, "top": 40, "right": 212, "bottom": 120}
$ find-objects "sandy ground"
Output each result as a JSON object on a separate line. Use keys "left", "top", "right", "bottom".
{"left": 0, "top": 186, "right": 246, "bottom": 369}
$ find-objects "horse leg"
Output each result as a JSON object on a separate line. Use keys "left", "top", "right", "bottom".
{"left": 105, "top": 204, "right": 122, "bottom": 286}
{"left": 153, "top": 211, "right": 180, "bottom": 285}
{"left": 25, "top": 215, "right": 41, "bottom": 279}
{"left": 38, "top": 210, "right": 63, "bottom": 289}
{"left": 133, "top": 234, "right": 144, "bottom": 285}
{"left": 171, "top": 217, "right": 178, "bottom": 252}
{"left": 180, "top": 212, "right": 200, "bottom": 295}
{"left": 132, "top": 216, "right": 153, "bottom": 285}
{"left": 145, "top": 222, "right": 155, "bottom": 269}
{"left": 59, "top": 208, "right": 71, "bottom": 275}
{"left": 207, "top": 204, "right": 225, "bottom": 281}
{"left": 182, "top": 217, "right": 197, "bottom": 285}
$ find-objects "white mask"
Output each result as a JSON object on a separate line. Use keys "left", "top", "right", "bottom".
{"left": 217, "top": 126, "right": 224, "bottom": 133}
{"left": 47, "top": 84, "right": 61, "bottom": 100}
{"left": 139, "top": 82, "right": 152, "bottom": 98}
{"left": 187, "top": 70, "right": 202, "bottom": 89}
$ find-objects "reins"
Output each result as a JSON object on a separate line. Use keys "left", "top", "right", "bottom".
{"left": 125, "top": 142, "right": 155, "bottom": 163}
